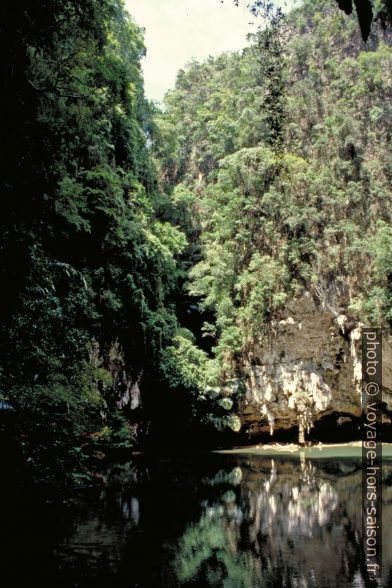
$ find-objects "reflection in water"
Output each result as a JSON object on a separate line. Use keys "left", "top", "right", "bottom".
{"left": 173, "top": 459, "right": 352, "bottom": 587}
{"left": 4, "top": 455, "right": 392, "bottom": 587}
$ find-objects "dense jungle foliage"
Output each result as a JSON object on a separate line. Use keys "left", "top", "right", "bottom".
{"left": 1, "top": 0, "right": 391, "bottom": 484}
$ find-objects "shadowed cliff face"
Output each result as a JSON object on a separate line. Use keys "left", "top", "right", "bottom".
{"left": 239, "top": 293, "right": 392, "bottom": 439}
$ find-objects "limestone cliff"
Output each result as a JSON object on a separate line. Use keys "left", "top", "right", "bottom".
{"left": 88, "top": 339, "right": 142, "bottom": 413}
{"left": 239, "top": 293, "right": 392, "bottom": 439}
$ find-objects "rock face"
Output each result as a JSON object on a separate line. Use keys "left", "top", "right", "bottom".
{"left": 88, "top": 339, "right": 142, "bottom": 412}
{"left": 108, "top": 342, "right": 142, "bottom": 411}
{"left": 240, "top": 293, "right": 392, "bottom": 439}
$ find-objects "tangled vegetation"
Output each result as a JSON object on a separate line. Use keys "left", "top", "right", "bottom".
{"left": 1, "top": 0, "right": 391, "bottom": 483}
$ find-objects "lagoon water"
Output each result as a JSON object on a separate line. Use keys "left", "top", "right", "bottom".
{"left": 3, "top": 450, "right": 392, "bottom": 587}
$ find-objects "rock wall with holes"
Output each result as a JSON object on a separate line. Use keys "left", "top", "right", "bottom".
{"left": 239, "top": 292, "right": 392, "bottom": 439}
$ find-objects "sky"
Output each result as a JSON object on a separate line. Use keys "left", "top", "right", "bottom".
{"left": 125, "top": 0, "right": 258, "bottom": 103}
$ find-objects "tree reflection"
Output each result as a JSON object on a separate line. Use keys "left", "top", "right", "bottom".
{"left": 173, "top": 458, "right": 389, "bottom": 587}
{"left": 54, "top": 456, "right": 392, "bottom": 587}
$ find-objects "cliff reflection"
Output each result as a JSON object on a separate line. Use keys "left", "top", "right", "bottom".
{"left": 56, "top": 455, "right": 392, "bottom": 587}
{"left": 173, "top": 458, "right": 359, "bottom": 587}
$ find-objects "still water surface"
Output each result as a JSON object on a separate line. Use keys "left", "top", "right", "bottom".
{"left": 4, "top": 451, "right": 392, "bottom": 587}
